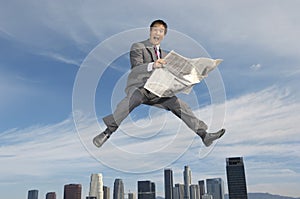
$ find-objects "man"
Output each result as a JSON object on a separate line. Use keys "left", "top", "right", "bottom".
{"left": 93, "top": 19, "right": 225, "bottom": 148}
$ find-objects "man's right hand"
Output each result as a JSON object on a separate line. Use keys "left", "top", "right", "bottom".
{"left": 153, "top": 59, "right": 167, "bottom": 69}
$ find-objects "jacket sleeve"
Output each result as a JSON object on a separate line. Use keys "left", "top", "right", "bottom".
{"left": 130, "top": 42, "right": 149, "bottom": 72}
{"left": 125, "top": 42, "right": 153, "bottom": 95}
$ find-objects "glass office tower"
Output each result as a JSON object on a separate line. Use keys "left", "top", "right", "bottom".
{"left": 138, "top": 180, "right": 156, "bottom": 199}
{"left": 28, "top": 190, "right": 38, "bottom": 199}
{"left": 198, "top": 180, "right": 205, "bottom": 199}
{"left": 103, "top": 186, "right": 110, "bottom": 199}
{"left": 226, "top": 157, "right": 248, "bottom": 199}
{"left": 113, "top": 179, "right": 124, "bottom": 199}
{"left": 206, "top": 178, "right": 224, "bottom": 199}
{"left": 164, "top": 168, "right": 174, "bottom": 199}
{"left": 183, "top": 166, "right": 191, "bottom": 199}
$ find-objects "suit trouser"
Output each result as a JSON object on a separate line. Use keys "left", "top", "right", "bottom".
{"left": 102, "top": 88, "right": 208, "bottom": 133}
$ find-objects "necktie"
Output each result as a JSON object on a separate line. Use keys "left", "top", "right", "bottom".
{"left": 154, "top": 46, "right": 160, "bottom": 59}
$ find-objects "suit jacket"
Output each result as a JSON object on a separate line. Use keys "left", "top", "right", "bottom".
{"left": 125, "top": 39, "right": 167, "bottom": 95}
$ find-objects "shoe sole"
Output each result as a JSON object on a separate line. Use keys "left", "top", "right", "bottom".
{"left": 219, "top": 129, "right": 226, "bottom": 137}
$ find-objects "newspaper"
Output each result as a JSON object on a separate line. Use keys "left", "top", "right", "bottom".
{"left": 144, "top": 50, "right": 223, "bottom": 97}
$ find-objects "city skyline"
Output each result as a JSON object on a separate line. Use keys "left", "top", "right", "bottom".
{"left": 25, "top": 158, "right": 242, "bottom": 199}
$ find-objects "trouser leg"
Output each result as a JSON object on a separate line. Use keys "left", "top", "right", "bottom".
{"left": 152, "top": 96, "right": 208, "bottom": 132}
{"left": 102, "top": 89, "right": 145, "bottom": 133}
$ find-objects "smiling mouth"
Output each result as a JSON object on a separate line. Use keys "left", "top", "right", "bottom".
{"left": 153, "top": 36, "right": 160, "bottom": 41}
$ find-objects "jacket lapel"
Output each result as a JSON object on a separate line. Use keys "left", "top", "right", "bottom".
{"left": 144, "top": 39, "right": 158, "bottom": 61}
{"left": 143, "top": 39, "right": 168, "bottom": 60}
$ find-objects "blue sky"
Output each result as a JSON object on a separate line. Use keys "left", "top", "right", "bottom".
{"left": 1, "top": 0, "right": 300, "bottom": 198}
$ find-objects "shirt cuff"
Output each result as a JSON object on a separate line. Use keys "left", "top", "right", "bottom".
{"left": 147, "top": 62, "right": 154, "bottom": 72}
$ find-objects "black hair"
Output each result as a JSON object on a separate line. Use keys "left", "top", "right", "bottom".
{"left": 150, "top": 19, "right": 168, "bottom": 35}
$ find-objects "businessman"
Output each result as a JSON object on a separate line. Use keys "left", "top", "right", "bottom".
{"left": 93, "top": 19, "right": 225, "bottom": 148}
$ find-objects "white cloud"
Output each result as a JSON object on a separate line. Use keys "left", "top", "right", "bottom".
{"left": 38, "top": 52, "right": 82, "bottom": 66}
{"left": 2, "top": 0, "right": 300, "bottom": 64}
{"left": 250, "top": 63, "right": 261, "bottom": 70}
{"left": 195, "top": 1, "right": 300, "bottom": 59}
{"left": 0, "top": 70, "right": 38, "bottom": 112}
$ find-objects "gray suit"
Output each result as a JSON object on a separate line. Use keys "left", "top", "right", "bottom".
{"left": 125, "top": 39, "right": 167, "bottom": 95}
{"left": 103, "top": 39, "right": 208, "bottom": 133}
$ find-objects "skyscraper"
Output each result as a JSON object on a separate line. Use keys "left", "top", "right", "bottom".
{"left": 189, "top": 184, "right": 200, "bottom": 199}
{"left": 113, "top": 179, "right": 124, "bottom": 199}
{"left": 202, "top": 194, "right": 213, "bottom": 199}
{"left": 103, "top": 186, "right": 110, "bottom": 199}
{"left": 128, "top": 192, "right": 136, "bottom": 199}
{"left": 89, "top": 173, "right": 104, "bottom": 199}
{"left": 151, "top": 182, "right": 155, "bottom": 199}
{"left": 206, "top": 178, "right": 224, "bottom": 199}
{"left": 28, "top": 190, "right": 38, "bottom": 199}
{"left": 183, "top": 166, "right": 191, "bottom": 199}
{"left": 226, "top": 157, "right": 248, "bottom": 199}
{"left": 46, "top": 192, "right": 56, "bottom": 199}
{"left": 173, "top": 184, "right": 184, "bottom": 199}
{"left": 137, "top": 180, "right": 156, "bottom": 199}
{"left": 198, "top": 180, "right": 205, "bottom": 199}
{"left": 64, "top": 184, "right": 82, "bottom": 199}
{"left": 164, "top": 168, "right": 174, "bottom": 199}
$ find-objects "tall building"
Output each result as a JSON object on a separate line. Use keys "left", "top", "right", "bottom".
{"left": 28, "top": 190, "right": 38, "bottom": 199}
{"left": 173, "top": 184, "right": 184, "bottom": 199}
{"left": 151, "top": 182, "right": 155, "bottom": 199}
{"left": 64, "top": 184, "right": 82, "bottom": 199}
{"left": 89, "top": 173, "right": 104, "bottom": 199}
{"left": 128, "top": 192, "right": 136, "bottom": 199}
{"left": 189, "top": 184, "right": 200, "bottom": 199}
{"left": 226, "top": 157, "right": 248, "bottom": 199}
{"left": 103, "top": 186, "right": 110, "bottom": 199}
{"left": 202, "top": 194, "right": 213, "bottom": 199}
{"left": 183, "top": 166, "right": 191, "bottom": 199}
{"left": 206, "top": 178, "right": 224, "bottom": 199}
{"left": 198, "top": 180, "right": 205, "bottom": 199}
{"left": 46, "top": 192, "right": 56, "bottom": 199}
{"left": 137, "top": 180, "right": 156, "bottom": 199}
{"left": 164, "top": 168, "right": 174, "bottom": 199}
{"left": 113, "top": 179, "right": 124, "bottom": 199}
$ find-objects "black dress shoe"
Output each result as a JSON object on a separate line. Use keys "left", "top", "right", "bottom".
{"left": 198, "top": 129, "right": 226, "bottom": 147}
{"left": 93, "top": 129, "right": 111, "bottom": 148}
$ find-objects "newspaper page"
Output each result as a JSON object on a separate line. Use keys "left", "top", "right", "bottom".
{"left": 144, "top": 50, "right": 222, "bottom": 97}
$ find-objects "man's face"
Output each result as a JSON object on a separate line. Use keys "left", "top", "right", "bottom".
{"left": 149, "top": 24, "right": 166, "bottom": 45}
